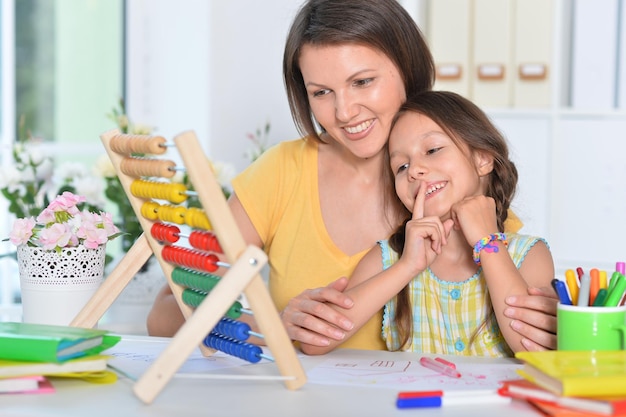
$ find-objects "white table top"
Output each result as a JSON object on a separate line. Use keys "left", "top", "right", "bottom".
{"left": 1, "top": 335, "right": 542, "bottom": 417}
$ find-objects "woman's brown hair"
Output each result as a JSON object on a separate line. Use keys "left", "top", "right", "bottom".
{"left": 283, "top": 0, "right": 434, "bottom": 142}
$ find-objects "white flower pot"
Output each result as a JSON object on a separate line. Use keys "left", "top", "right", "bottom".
{"left": 17, "top": 244, "right": 105, "bottom": 326}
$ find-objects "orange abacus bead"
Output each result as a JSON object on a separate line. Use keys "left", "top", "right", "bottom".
{"left": 110, "top": 134, "right": 167, "bottom": 155}
{"left": 120, "top": 157, "right": 176, "bottom": 179}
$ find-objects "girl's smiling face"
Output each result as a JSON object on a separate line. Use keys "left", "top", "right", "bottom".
{"left": 388, "top": 112, "right": 491, "bottom": 219}
{"left": 299, "top": 43, "right": 406, "bottom": 160}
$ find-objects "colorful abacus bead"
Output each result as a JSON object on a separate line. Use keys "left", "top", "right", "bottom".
{"left": 203, "top": 333, "right": 262, "bottom": 363}
{"left": 161, "top": 245, "right": 220, "bottom": 272}
{"left": 185, "top": 207, "right": 212, "bottom": 230}
{"left": 189, "top": 230, "right": 223, "bottom": 253}
{"left": 130, "top": 179, "right": 188, "bottom": 204}
{"left": 212, "top": 317, "right": 251, "bottom": 341}
{"left": 151, "top": 223, "right": 180, "bottom": 244}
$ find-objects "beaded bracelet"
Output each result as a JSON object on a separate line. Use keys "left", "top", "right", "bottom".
{"left": 473, "top": 233, "right": 508, "bottom": 266}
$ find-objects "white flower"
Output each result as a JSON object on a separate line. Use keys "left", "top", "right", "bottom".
{"left": 24, "top": 145, "right": 46, "bottom": 165}
{"left": 212, "top": 161, "right": 236, "bottom": 191}
{"left": 130, "top": 123, "right": 154, "bottom": 136}
{"left": 35, "top": 158, "right": 54, "bottom": 181}
{"left": 93, "top": 154, "right": 117, "bottom": 178}
{"left": 0, "top": 166, "right": 23, "bottom": 189}
{"left": 72, "top": 176, "right": 106, "bottom": 209}
{"left": 55, "top": 162, "right": 90, "bottom": 182}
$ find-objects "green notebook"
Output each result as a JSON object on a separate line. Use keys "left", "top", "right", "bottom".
{"left": 0, "top": 322, "right": 121, "bottom": 363}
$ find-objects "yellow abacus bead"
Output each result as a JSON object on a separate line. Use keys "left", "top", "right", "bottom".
{"left": 141, "top": 201, "right": 161, "bottom": 220}
{"left": 186, "top": 207, "right": 212, "bottom": 230}
{"left": 159, "top": 205, "right": 187, "bottom": 225}
{"left": 167, "top": 183, "right": 188, "bottom": 204}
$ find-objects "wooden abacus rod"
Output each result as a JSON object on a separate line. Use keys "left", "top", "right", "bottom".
{"left": 173, "top": 131, "right": 307, "bottom": 391}
{"left": 133, "top": 245, "right": 266, "bottom": 404}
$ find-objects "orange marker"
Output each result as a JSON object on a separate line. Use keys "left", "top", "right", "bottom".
{"left": 565, "top": 269, "right": 579, "bottom": 305}
{"left": 589, "top": 268, "right": 600, "bottom": 305}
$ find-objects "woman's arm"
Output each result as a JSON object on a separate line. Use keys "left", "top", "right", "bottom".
{"left": 146, "top": 284, "right": 185, "bottom": 336}
{"left": 503, "top": 287, "right": 558, "bottom": 351}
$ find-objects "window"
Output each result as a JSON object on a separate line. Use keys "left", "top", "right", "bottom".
{"left": 0, "top": 0, "right": 124, "bottom": 316}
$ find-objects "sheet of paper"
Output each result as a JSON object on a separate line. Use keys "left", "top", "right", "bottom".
{"left": 106, "top": 337, "right": 255, "bottom": 380}
{"left": 307, "top": 357, "right": 522, "bottom": 391}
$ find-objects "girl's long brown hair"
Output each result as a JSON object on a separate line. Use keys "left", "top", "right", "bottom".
{"left": 387, "top": 91, "right": 518, "bottom": 350}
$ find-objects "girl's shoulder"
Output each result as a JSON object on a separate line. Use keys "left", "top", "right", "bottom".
{"left": 505, "top": 233, "right": 550, "bottom": 267}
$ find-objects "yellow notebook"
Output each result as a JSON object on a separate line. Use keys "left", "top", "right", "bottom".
{"left": 515, "top": 350, "right": 626, "bottom": 398}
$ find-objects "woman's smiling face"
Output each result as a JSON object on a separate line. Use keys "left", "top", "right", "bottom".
{"left": 299, "top": 43, "right": 406, "bottom": 159}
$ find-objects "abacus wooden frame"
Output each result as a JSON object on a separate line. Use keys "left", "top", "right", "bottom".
{"left": 72, "top": 129, "right": 306, "bottom": 404}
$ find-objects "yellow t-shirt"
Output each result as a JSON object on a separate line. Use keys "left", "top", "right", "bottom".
{"left": 232, "top": 138, "right": 386, "bottom": 350}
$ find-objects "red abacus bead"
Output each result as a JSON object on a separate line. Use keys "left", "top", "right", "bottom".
{"left": 151, "top": 223, "right": 180, "bottom": 243}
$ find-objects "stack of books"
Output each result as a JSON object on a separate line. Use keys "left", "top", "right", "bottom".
{"left": 0, "top": 322, "right": 121, "bottom": 394}
{"left": 499, "top": 350, "right": 626, "bottom": 416}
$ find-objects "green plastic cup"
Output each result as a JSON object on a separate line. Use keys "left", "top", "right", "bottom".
{"left": 557, "top": 304, "right": 626, "bottom": 351}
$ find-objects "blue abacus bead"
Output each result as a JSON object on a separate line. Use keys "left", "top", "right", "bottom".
{"left": 214, "top": 317, "right": 251, "bottom": 341}
{"left": 204, "top": 333, "right": 262, "bottom": 363}
{"left": 242, "top": 343, "right": 262, "bottom": 363}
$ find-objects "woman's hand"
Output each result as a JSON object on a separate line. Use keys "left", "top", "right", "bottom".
{"left": 504, "top": 286, "right": 558, "bottom": 350}
{"left": 280, "top": 277, "right": 356, "bottom": 347}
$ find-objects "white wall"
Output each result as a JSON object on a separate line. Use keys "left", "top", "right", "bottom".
{"left": 126, "top": 0, "right": 301, "bottom": 172}
{"left": 125, "top": 1, "right": 626, "bottom": 274}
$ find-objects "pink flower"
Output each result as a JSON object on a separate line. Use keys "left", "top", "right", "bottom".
{"left": 38, "top": 223, "right": 73, "bottom": 250}
{"left": 47, "top": 191, "right": 85, "bottom": 215}
{"left": 100, "top": 212, "right": 120, "bottom": 236}
{"left": 10, "top": 191, "right": 120, "bottom": 251}
{"left": 36, "top": 208, "right": 56, "bottom": 225}
{"left": 9, "top": 217, "right": 36, "bottom": 246}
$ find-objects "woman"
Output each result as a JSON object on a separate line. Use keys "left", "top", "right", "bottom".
{"left": 147, "top": 0, "right": 557, "bottom": 351}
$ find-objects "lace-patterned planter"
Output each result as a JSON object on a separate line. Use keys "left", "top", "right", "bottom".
{"left": 17, "top": 244, "right": 105, "bottom": 326}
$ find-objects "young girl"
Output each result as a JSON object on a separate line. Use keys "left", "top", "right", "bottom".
{"left": 300, "top": 91, "right": 555, "bottom": 356}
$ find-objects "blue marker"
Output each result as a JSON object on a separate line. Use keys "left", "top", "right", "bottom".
{"left": 396, "top": 393, "right": 508, "bottom": 408}
{"left": 551, "top": 279, "right": 572, "bottom": 305}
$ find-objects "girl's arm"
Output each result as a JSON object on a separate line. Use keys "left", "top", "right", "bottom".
{"left": 300, "top": 199, "right": 454, "bottom": 355}
{"left": 452, "top": 195, "right": 555, "bottom": 353}
{"left": 299, "top": 245, "right": 409, "bottom": 355}
{"left": 479, "top": 239, "right": 554, "bottom": 353}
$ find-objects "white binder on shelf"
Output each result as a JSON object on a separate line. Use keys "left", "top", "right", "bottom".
{"left": 427, "top": 0, "right": 472, "bottom": 98}
{"left": 512, "top": 0, "right": 554, "bottom": 108}
{"left": 471, "top": 0, "right": 513, "bottom": 107}
{"left": 570, "top": 0, "right": 619, "bottom": 110}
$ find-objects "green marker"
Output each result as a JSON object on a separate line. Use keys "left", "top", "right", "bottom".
{"left": 592, "top": 288, "right": 608, "bottom": 306}
{"left": 604, "top": 272, "right": 626, "bottom": 307}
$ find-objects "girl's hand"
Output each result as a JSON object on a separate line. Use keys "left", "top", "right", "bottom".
{"left": 449, "top": 195, "right": 499, "bottom": 246}
{"left": 400, "top": 184, "right": 453, "bottom": 274}
{"left": 280, "top": 277, "right": 355, "bottom": 347}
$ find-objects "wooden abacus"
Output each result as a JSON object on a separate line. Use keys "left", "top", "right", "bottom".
{"left": 71, "top": 129, "right": 306, "bottom": 404}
